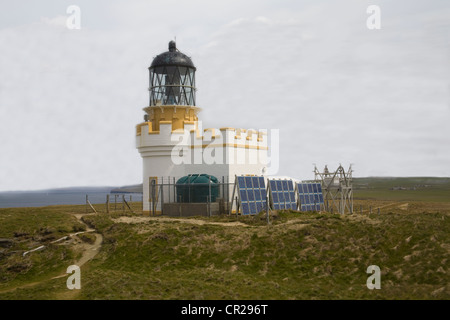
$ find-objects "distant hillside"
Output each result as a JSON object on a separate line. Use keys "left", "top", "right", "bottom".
{"left": 353, "top": 177, "right": 450, "bottom": 202}
{"left": 353, "top": 177, "right": 450, "bottom": 187}
{"left": 110, "top": 184, "right": 143, "bottom": 194}
{"left": 0, "top": 185, "right": 144, "bottom": 195}
{"left": 44, "top": 186, "right": 115, "bottom": 194}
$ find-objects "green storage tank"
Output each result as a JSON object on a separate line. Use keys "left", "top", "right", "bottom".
{"left": 176, "top": 174, "right": 219, "bottom": 203}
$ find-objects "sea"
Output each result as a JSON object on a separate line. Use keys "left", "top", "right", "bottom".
{"left": 0, "top": 187, "right": 143, "bottom": 209}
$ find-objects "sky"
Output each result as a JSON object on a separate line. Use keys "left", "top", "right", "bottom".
{"left": 0, "top": 0, "right": 449, "bottom": 191}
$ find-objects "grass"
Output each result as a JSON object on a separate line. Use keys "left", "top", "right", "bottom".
{"left": 0, "top": 206, "right": 84, "bottom": 293}
{"left": 78, "top": 233, "right": 96, "bottom": 244}
{"left": 77, "top": 204, "right": 449, "bottom": 299}
{"left": 0, "top": 206, "right": 86, "bottom": 240}
{"left": 353, "top": 177, "right": 450, "bottom": 202}
{"left": 0, "top": 190, "right": 449, "bottom": 299}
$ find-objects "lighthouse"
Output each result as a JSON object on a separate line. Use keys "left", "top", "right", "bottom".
{"left": 136, "top": 41, "right": 269, "bottom": 215}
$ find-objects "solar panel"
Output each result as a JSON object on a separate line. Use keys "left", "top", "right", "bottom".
{"left": 297, "top": 182, "right": 323, "bottom": 211}
{"left": 269, "top": 179, "right": 297, "bottom": 210}
{"left": 236, "top": 176, "right": 267, "bottom": 215}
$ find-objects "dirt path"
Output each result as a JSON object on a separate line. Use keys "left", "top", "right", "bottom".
{"left": 113, "top": 215, "right": 309, "bottom": 235}
{"left": 113, "top": 216, "right": 250, "bottom": 227}
{"left": 72, "top": 214, "right": 103, "bottom": 267}
{"left": 0, "top": 213, "right": 102, "bottom": 296}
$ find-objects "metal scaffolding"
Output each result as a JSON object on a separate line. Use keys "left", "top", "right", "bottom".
{"left": 314, "top": 164, "right": 353, "bottom": 214}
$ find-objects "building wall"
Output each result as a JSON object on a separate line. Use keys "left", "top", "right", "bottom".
{"left": 136, "top": 119, "right": 269, "bottom": 214}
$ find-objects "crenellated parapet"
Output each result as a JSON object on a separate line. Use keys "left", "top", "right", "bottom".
{"left": 137, "top": 120, "right": 268, "bottom": 151}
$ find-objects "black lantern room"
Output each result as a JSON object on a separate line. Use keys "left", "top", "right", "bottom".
{"left": 149, "top": 41, "right": 196, "bottom": 106}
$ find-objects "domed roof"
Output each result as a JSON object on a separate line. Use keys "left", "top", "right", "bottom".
{"left": 150, "top": 41, "right": 196, "bottom": 70}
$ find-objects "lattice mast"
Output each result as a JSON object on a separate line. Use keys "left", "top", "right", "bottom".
{"left": 314, "top": 164, "right": 353, "bottom": 214}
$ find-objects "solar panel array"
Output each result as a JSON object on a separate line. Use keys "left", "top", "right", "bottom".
{"left": 237, "top": 176, "right": 267, "bottom": 215}
{"left": 297, "top": 182, "right": 324, "bottom": 211}
{"left": 269, "top": 179, "right": 297, "bottom": 210}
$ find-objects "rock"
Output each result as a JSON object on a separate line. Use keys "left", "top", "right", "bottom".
{"left": 437, "top": 266, "right": 445, "bottom": 274}
{"left": 39, "top": 227, "right": 54, "bottom": 236}
{"left": 431, "top": 287, "right": 445, "bottom": 297}
{"left": 41, "top": 235, "right": 57, "bottom": 242}
{"left": 151, "top": 232, "right": 169, "bottom": 241}
{"left": 393, "top": 269, "right": 403, "bottom": 279}
{"left": 0, "top": 238, "right": 14, "bottom": 248}
{"left": 13, "top": 231, "right": 28, "bottom": 237}
{"left": 7, "top": 260, "right": 31, "bottom": 273}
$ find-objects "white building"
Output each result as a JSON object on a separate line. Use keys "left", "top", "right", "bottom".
{"left": 136, "top": 41, "right": 269, "bottom": 215}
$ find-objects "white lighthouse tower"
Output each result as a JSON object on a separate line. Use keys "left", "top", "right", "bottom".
{"left": 136, "top": 41, "right": 269, "bottom": 215}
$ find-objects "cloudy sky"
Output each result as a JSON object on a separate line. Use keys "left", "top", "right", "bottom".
{"left": 0, "top": 0, "right": 449, "bottom": 191}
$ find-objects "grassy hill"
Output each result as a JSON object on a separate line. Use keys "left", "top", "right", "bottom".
{"left": 0, "top": 197, "right": 448, "bottom": 300}
{"left": 353, "top": 177, "right": 450, "bottom": 202}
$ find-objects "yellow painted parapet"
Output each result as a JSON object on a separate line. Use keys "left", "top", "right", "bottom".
{"left": 246, "top": 129, "right": 257, "bottom": 140}
{"left": 203, "top": 128, "right": 217, "bottom": 139}
{"left": 139, "top": 120, "right": 268, "bottom": 148}
{"left": 143, "top": 105, "right": 200, "bottom": 131}
{"left": 190, "top": 143, "right": 268, "bottom": 150}
{"left": 190, "top": 127, "right": 203, "bottom": 139}
{"left": 186, "top": 126, "right": 268, "bottom": 150}
{"left": 257, "top": 131, "right": 265, "bottom": 142}
{"left": 136, "top": 122, "right": 145, "bottom": 136}
{"left": 136, "top": 121, "right": 155, "bottom": 135}
{"left": 137, "top": 105, "right": 268, "bottom": 151}
{"left": 136, "top": 121, "right": 162, "bottom": 136}
{"left": 234, "top": 128, "right": 247, "bottom": 140}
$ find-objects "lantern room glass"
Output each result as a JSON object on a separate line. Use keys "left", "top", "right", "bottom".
{"left": 149, "top": 65, "right": 196, "bottom": 106}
